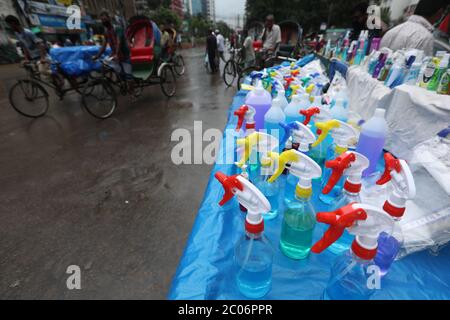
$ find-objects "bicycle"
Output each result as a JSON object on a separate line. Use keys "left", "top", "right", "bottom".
{"left": 82, "top": 56, "right": 176, "bottom": 119}
{"left": 222, "top": 48, "right": 244, "bottom": 87}
{"left": 9, "top": 61, "right": 93, "bottom": 118}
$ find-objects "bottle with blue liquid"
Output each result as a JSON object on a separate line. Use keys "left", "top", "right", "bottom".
{"left": 308, "top": 104, "right": 333, "bottom": 168}
{"left": 374, "top": 153, "right": 416, "bottom": 276}
{"left": 356, "top": 108, "right": 388, "bottom": 178}
{"left": 284, "top": 92, "right": 310, "bottom": 124}
{"left": 268, "top": 149, "right": 322, "bottom": 259}
{"left": 321, "top": 151, "right": 370, "bottom": 254}
{"left": 236, "top": 132, "right": 281, "bottom": 220}
{"left": 312, "top": 203, "right": 395, "bottom": 300}
{"left": 314, "top": 119, "right": 359, "bottom": 205}
{"left": 215, "top": 172, "right": 274, "bottom": 299}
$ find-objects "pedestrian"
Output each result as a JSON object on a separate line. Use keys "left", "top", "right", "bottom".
{"left": 206, "top": 29, "right": 218, "bottom": 73}
{"left": 4, "top": 15, "right": 47, "bottom": 62}
{"left": 242, "top": 29, "right": 255, "bottom": 68}
{"left": 216, "top": 29, "right": 226, "bottom": 64}
{"left": 380, "top": 0, "right": 450, "bottom": 57}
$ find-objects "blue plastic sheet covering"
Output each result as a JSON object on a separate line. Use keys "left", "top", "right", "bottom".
{"left": 168, "top": 90, "right": 450, "bottom": 300}
{"left": 49, "top": 46, "right": 111, "bottom": 77}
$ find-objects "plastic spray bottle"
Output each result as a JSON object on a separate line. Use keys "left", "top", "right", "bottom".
{"left": 284, "top": 92, "right": 310, "bottom": 124}
{"left": 234, "top": 105, "right": 257, "bottom": 172}
{"left": 245, "top": 80, "right": 272, "bottom": 131}
{"left": 236, "top": 132, "right": 281, "bottom": 220}
{"left": 356, "top": 108, "right": 388, "bottom": 178}
{"left": 428, "top": 53, "right": 450, "bottom": 92}
{"left": 279, "top": 122, "right": 318, "bottom": 201}
{"left": 437, "top": 69, "right": 450, "bottom": 94}
{"left": 374, "top": 153, "right": 416, "bottom": 276}
{"left": 321, "top": 151, "right": 370, "bottom": 254}
{"left": 311, "top": 203, "right": 394, "bottom": 300}
{"left": 317, "top": 120, "right": 359, "bottom": 205}
{"left": 268, "top": 150, "right": 322, "bottom": 259}
{"left": 264, "top": 95, "right": 286, "bottom": 142}
{"left": 307, "top": 107, "right": 334, "bottom": 168}
{"left": 330, "top": 98, "right": 348, "bottom": 122}
{"left": 215, "top": 172, "right": 274, "bottom": 298}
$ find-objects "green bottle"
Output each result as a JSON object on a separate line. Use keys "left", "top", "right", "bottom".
{"left": 428, "top": 54, "right": 450, "bottom": 91}
{"left": 437, "top": 69, "right": 450, "bottom": 95}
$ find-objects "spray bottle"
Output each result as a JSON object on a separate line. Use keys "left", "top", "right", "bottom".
{"left": 307, "top": 107, "right": 334, "bottom": 167}
{"left": 428, "top": 53, "right": 450, "bottom": 92}
{"left": 321, "top": 151, "right": 370, "bottom": 254}
{"left": 316, "top": 120, "right": 359, "bottom": 205}
{"left": 268, "top": 150, "right": 322, "bottom": 259}
{"left": 279, "top": 122, "right": 318, "bottom": 201}
{"left": 215, "top": 172, "right": 274, "bottom": 299}
{"left": 312, "top": 203, "right": 394, "bottom": 300}
{"left": 264, "top": 95, "right": 286, "bottom": 142}
{"left": 374, "top": 153, "right": 416, "bottom": 276}
{"left": 245, "top": 80, "right": 272, "bottom": 131}
{"left": 284, "top": 92, "right": 310, "bottom": 124}
{"left": 236, "top": 132, "right": 280, "bottom": 220}
{"left": 234, "top": 105, "right": 257, "bottom": 170}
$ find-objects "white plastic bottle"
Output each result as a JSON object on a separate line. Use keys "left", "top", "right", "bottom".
{"left": 284, "top": 93, "right": 309, "bottom": 124}
{"left": 355, "top": 108, "right": 389, "bottom": 177}
{"left": 264, "top": 96, "right": 286, "bottom": 142}
{"left": 330, "top": 98, "right": 348, "bottom": 122}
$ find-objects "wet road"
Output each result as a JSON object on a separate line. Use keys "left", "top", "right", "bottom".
{"left": 0, "top": 48, "right": 236, "bottom": 299}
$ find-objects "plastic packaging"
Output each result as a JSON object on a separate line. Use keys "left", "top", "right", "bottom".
{"left": 356, "top": 108, "right": 388, "bottom": 178}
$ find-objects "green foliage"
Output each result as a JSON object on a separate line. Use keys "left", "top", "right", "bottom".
{"left": 189, "top": 15, "right": 214, "bottom": 36}
{"left": 245, "top": 0, "right": 360, "bottom": 32}
{"left": 148, "top": 6, "right": 182, "bottom": 30}
{"left": 216, "top": 20, "right": 232, "bottom": 38}
{"left": 381, "top": 7, "right": 391, "bottom": 26}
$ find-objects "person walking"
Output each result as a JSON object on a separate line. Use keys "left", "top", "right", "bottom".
{"left": 206, "top": 29, "right": 218, "bottom": 73}
{"left": 216, "top": 29, "right": 226, "bottom": 65}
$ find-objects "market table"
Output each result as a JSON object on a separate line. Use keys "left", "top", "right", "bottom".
{"left": 168, "top": 89, "right": 450, "bottom": 300}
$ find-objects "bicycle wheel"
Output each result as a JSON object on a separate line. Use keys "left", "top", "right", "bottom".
{"left": 82, "top": 79, "right": 116, "bottom": 119}
{"left": 223, "top": 60, "right": 237, "bottom": 87}
{"left": 9, "top": 80, "right": 49, "bottom": 118}
{"left": 173, "top": 55, "right": 185, "bottom": 76}
{"left": 160, "top": 65, "right": 176, "bottom": 97}
{"left": 237, "top": 66, "right": 258, "bottom": 90}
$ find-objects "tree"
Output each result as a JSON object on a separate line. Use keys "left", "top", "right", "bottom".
{"left": 215, "top": 21, "right": 232, "bottom": 38}
{"left": 148, "top": 6, "right": 182, "bottom": 30}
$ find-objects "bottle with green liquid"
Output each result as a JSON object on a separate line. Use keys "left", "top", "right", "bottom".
{"left": 428, "top": 54, "right": 450, "bottom": 92}
{"left": 267, "top": 149, "right": 322, "bottom": 259}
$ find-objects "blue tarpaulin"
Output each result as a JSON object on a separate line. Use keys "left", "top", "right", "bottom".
{"left": 168, "top": 89, "right": 450, "bottom": 300}
{"left": 49, "top": 46, "right": 111, "bottom": 77}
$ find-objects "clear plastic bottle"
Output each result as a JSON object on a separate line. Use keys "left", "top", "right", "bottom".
{"left": 356, "top": 109, "right": 388, "bottom": 177}
{"left": 324, "top": 250, "right": 376, "bottom": 300}
{"left": 280, "top": 189, "right": 316, "bottom": 259}
{"left": 264, "top": 96, "right": 286, "bottom": 143}
{"left": 284, "top": 93, "right": 310, "bottom": 124}
{"left": 254, "top": 174, "right": 280, "bottom": 221}
{"left": 235, "top": 230, "right": 274, "bottom": 298}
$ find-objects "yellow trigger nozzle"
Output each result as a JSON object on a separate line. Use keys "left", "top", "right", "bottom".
{"left": 306, "top": 84, "right": 315, "bottom": 94}
{"left": 311, "top": 120, "right": 341, "bottom": 148}
{"left": 268, "top": 150, "right": 299, "bottom": 183}
{"left": 236, "top": 132, "right": 261, "bottom": 167}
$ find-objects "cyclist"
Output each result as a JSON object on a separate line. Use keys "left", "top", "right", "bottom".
{"left": 93, "top": 11, "right": 134, "bottom": 92}
{"left": 261, "top": 14, "right": 281, "bottom": 57}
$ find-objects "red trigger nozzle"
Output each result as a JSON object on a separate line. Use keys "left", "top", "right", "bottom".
{"left": 234, "top": 105, "right": 249, "bottom": 132}
{"left": 322, "top": 153, "right": 356, "bottom": 194}
{"left": 377, "top": 153, "right": 401, "bottom": 185}
{"left": 300, "top": 107, "right": 321, "bottom": 126}
{"left": 215, "top": 172, "right": 243, "bottom": 206}
{"left": 311, "top": 203, "right": 367, "bottom": 254}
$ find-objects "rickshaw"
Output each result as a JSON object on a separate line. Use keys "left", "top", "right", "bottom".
{"left": 278, "top": 20, "right": 303, "bottom": 59}
{"left": 81, "top": 16, "right": 177, "bottom": 119}
{"left": 164, "top": 27, "right": 185, "bottom": 76}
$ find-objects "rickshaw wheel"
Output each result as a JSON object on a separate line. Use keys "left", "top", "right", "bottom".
{"left": 223, "top": 60, "right": 237, "bottom": 87}
{"left": 82, "top": 79, "right": 117, "bottom": 119}
{"left": 9, "top": 80, "right": 49, "bottom": 118}
{"left": 173, "top": 55, "right": 185, "bottom": 76}
{"left": 160, "top": 65, "right": 176, "bottom": 98}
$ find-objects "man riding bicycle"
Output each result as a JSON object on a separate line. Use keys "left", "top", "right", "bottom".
{"left": 93, "top": 11, "right": 135, "bottom": 94}
{"left": 261, "top": 14, "right": 281, "bottom": 58}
